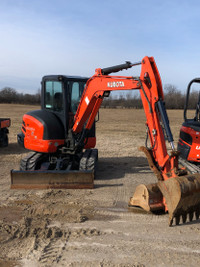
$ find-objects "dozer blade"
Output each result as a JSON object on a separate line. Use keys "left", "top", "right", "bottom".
{"left": 158, "top": 173, "right": 200, "bottom": 226}
{"left": 129, "top": 183, "right": 165, "bottom": 212}
{"left": 11, "top": 169, "right": 94, "bottom": 189}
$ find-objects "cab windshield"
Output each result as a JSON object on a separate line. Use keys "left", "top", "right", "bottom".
{"left": 44, "top": 81, "right": 63, "bottom": 112}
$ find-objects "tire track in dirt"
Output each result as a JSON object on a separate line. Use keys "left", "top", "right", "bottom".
{"left": 0, "top": 189, "right": 104, "bottom": 265}
{"left": 1, "top": 213, "right": 104, "bottom": 265}
{"left": 25, "top": 228, "right": 103, "bottom": 266}
{"left": 38, "top": 238, "right": 68, "bottom": 265}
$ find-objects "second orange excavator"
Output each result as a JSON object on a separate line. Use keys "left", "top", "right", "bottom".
{"left": 11, "top": 56, "right": 200, "bottom": 226}
{"left": 178, "top": 78, "right": 200, "bottom": 170}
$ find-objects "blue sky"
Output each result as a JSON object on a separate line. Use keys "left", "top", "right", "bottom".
{"left": 0, "top": 0, "right": 200, "bottom": 94}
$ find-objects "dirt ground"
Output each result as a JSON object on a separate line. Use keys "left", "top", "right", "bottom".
{"left": 0, "top": 104, "right": 200, "bottom": 267}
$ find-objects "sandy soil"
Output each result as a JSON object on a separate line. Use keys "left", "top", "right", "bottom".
{"left": 0, "top": 104, "right": 200, "bottom": 267}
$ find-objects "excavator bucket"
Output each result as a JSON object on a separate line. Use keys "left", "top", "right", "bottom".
{"left": 129, "top": 183, "right": 165, "bottom": 212}
{"left": 129, "top": 146, "right": 165, "bottom": 212}
{"left": 158, "top": 173, "right": 200, "bottom": 226}
{"left": 129, "top": 174, "right": 200, "bottom": 226}
{"left": 10, "top": 169, "right": 94, "bottom": 189}
{"left": 129, "top": 147, "right": 200, "bottom": 226}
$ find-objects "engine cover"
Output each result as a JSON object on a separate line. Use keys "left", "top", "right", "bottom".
{"left": 20, "top": 110, "right": 65, "bottom": 153}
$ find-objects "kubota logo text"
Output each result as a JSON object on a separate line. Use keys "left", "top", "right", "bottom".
{"left": 107, "top": 81, "right": 125, "bottom": 88}
{"left": 196, "top": 145, "right": 200, "bottom": 150}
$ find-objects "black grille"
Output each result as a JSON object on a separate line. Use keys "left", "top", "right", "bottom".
{"left": 179, "top": 131, "right": 192, "bottom": 145}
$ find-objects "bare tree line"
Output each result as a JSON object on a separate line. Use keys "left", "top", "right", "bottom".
{"left": 102, "top": 84, "right": 199, "bottom": 109}
{"left": 0, "top": 87, "right": 40, "bottom": 105}
{"left": 0, "top": 84, "right": 199, "bottom": 109}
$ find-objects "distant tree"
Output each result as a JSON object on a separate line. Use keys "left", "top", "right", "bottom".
{"left": 164, "top": 84, "right": 185, "bottom": 109}
{"left": 0, "top": 87, "right": 40, "bottom": 105}
{"left": 0, "top": 87, "right": 18, "bottom": 103}
{"left": 2, "top": 83, "right": 198, "bottom": 109}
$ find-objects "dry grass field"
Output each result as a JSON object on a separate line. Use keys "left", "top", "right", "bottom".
{"left": 0, "top": 104, "right": 200, "bottom": 267}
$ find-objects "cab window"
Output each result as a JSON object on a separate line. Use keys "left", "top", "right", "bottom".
{"left": 70, "top": 81, "right": 86, "bottom": 114}
{"left": 45, "top": 81, "right": 63, "bottom": 112}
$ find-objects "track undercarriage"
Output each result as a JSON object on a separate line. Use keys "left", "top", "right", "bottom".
{"left": 179, "top": 157, "right": 200, "bottom": 174}
{"left": 11, "top": 148, "right": 98, "bottom": 189}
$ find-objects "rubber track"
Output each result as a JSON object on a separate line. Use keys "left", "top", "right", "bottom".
{"left": 79, "top": 149, "right": 98, "bottom": 174}
{"left": 0, "top": 128, "right": 8, "bottom": 147}
{"left": 20, "top": 152, "right": 44, "bottom": 171}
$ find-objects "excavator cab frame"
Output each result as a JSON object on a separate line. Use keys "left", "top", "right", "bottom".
{"left": 18, "top": 75, "right": 96, "bottom": 153}
{"left": 178, "top": 78, "right": 200, "bottom": 162}
{"left": 41, "top": 75, "right": 89, "bottom": 136}
{"left": 184, "top": 78, "right": 200, "bottom": 122}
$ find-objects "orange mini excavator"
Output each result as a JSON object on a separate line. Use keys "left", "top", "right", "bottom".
{"left": 11, "top": 56, "right": 200, "bottom": 226}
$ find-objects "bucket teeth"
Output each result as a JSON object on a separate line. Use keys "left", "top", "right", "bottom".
{"left": 189, "top": 211, "right": 194, "bottom": 222}
{"left": 170, "top": 209, "right": 200, "bottom": 226}
{"left": 182, "top": 213, "right": 187, "bottom": 224}
{"left": 195, "top": 208, "right": 199, "bottom": 220}
{"left": 175, "top": 216, "right": 180, "bottom": 225}
{"left": 173, "top": 207, "right": 200, "bottom": 225}
{"left": 169, "top": 218, "right": 173, "bottom": 227}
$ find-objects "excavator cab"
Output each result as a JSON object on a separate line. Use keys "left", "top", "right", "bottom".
{"left": 18, "top": 75, "right": 96, "bottom": 153}
{"left": 42, "top": 75, "right": 86, "bottom": 131}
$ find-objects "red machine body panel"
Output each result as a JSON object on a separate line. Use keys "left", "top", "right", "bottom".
{"left": 179, "top": 125, "right": 200, "bottom": 162}
{"left": 22, "top": 114, "right": 95, "bottom": 153}
{"left": 22, "top": 114, "right": 65, "bottom": 153}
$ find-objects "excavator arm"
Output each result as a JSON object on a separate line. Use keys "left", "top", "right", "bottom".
{"left": 72, "top": 56, "right": 200, "bottom": 226}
